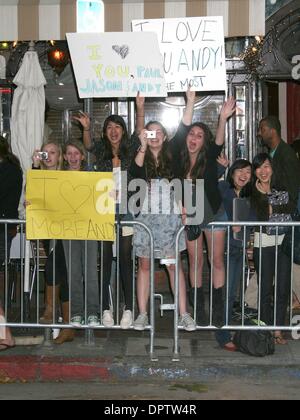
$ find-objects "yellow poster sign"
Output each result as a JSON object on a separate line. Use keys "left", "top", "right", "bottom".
{"left": 26, "top": 170, "right": 115, "bottom": 241}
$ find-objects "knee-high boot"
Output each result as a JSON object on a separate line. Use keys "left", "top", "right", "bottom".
{"left": 54, "top": 302, "right": 75, "bottom": 345}
{"left": 40, "top": 285, "right": 60, "bottom": 324}
{"left": 212, "top": 287, "right": 224, "bottom": 327}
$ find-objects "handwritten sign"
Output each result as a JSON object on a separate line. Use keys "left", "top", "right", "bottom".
{"left": 132, "top": 17, "right": 227, "bottom": 93}
{"left": 26, "top": 170, "right": 115, "bottom": 241}
{"left": 66, "top": 32, "right": 167, "bottom": 98}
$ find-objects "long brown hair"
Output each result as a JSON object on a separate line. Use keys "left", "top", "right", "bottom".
{"left": 181, "top": 122, "right": 213, "bottom": 181}
{"left": 0, "top": 136, "right": 21, "bottom": 168}
{"left": 144, "top": 121, "right": 173, "bottom": 181}
{"left": 102, "top": 115, "right": 129, "bottom": 160}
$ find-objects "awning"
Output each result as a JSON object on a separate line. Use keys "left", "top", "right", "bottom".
{"left": 0, "top": 0, "right": 265, "bottom": 41}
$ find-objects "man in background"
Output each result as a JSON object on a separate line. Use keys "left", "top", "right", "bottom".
{"left": 258, "top": 116, "right": 300, "bottom": 213}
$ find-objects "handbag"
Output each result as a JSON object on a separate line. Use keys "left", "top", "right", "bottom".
{"left": 266, "top": 190, "right": 292, "bottom": 235}
{"left": 233, "top": 319, "right": 275, "bottom": 357}
{"left": 266, "top": 213, "right": 292, "bottom": 235}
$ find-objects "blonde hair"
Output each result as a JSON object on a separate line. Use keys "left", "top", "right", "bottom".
{"left": 40, "top": 141, "right": 64, "bottom": 170}
{"left": 64, "top": 140, "right": 87, "bottom": 170}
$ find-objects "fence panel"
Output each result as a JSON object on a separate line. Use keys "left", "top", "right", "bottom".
{"left": 0, "top": 219, "right": 157, "bottom": 360}
{"left": 173, "top": 221, "right": 300, "bottom": 360}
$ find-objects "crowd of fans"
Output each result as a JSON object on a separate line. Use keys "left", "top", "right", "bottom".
{"left": 1, "top": 90, "right": 300, "bottom": 352}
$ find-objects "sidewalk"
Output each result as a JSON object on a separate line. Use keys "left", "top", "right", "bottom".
{"left": 1, "top": 313, "right": 300, "bottom": 383}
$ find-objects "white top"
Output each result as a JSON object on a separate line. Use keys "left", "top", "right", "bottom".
{"left": 254, "top": 232, "right": 285, "bottom": 248}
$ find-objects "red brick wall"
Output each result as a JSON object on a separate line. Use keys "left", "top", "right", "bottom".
{"left": 287, "top": 81, "right": 300, "bottom": 144}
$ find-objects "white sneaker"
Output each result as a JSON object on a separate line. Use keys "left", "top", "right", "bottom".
{"left": 133, "top": 313, "right": 148, "bottom": 331}
{"left": 88, "top": 315, "right": 100, "bottom": 327}
{"left": 179, "top": 313, "right": 197, "bottom": 332}
{"left": 120, "top": 310, "right": 133, "bottom": 330}
{"left": 70, "top": 315, "right": 83, "bottom": 328}
{"left": 102, "top": 310, "right": 114, "bottom": 328}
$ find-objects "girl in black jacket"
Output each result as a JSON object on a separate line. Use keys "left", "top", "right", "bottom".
{"left": 0, "top": 136, "right": 22, "bottom": 351}
{"left": 0, "top": 136, "right": 22, "bottom": 265}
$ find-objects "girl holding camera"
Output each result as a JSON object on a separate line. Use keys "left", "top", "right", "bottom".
{"left": 130, "top": 91, "right": 197, "bottom": 332}
{"left": 30, "top": 141, "right": 72, "bottom": 344}
{"left": 32, "top": 141, "right": 64, "bottom": 171}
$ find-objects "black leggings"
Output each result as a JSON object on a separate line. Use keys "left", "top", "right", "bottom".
{"left": 100, "top": 235, "right": 134, "bottom": 311}
{"left": 0, "top": 230, "right": 14, "bottom": 268}
{"left": 44, "top": 240, "right": 69, "bottom": 303}
{"left": 254, "top": 245, "right": 291, "bottom": 326}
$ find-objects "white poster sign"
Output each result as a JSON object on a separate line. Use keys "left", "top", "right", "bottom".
{"left": 66, "top": 32, "right": 167, "bottom": 98}
{"left": 132, "top": 17, "right": 227, "bottom": 93}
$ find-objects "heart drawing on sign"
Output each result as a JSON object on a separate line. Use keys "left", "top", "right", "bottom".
{"left": 59, "top": 181, "right": 92, "bottom": 214}
{"left": 112, "top": 45, "right": 130, "bottom": 59}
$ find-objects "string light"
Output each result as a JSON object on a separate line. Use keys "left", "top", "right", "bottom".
{"left": 240, "top": 36, "right": 265, "bottom": 79}
{"left": 47, "top": 46, "right": 69, "bottom": 75}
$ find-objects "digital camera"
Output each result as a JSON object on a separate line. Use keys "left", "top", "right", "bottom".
{"left": 38, "top": 152, "right": 48, "bottom": 161}
{"left": 146, "top": 131, "right": 156, "bottom": 139}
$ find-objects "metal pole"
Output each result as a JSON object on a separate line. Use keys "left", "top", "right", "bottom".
{"left": 84, "top": 99, "right": 93, "bottom": 166}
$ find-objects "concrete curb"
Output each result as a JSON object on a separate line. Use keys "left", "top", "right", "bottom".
{"left": 1, "top": 355, "right": 300, "bottom": 383}
{"left": 0, "top": 356, "right": 112, "bottom": 382}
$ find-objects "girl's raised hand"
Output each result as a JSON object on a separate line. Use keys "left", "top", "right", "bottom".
{"left": 136, "top": 91, "right": 145, "bottom": 110}
{"left": 139, "top": 129, "right": 149, "bottom": 150}
{"left": 217, "top": 153, "right": 230, "bottom": 169}
{"left": 73, "top": 111, "right": 91, "bottom": 131}
{"left": 186, "top": 86, "right": 196, "bottom": 104}
{"left": 220, "top": 96, "right": 237, "bottom": 121}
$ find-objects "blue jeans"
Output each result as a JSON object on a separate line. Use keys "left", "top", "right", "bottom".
{"left": 204, "top": 209, "right": 228, "bottom": 232}
{"left": 215, "top": 246, "right": 244, "bottom": 347}
{"left": 63, "top": 240, "right": 99, "bottom": 318}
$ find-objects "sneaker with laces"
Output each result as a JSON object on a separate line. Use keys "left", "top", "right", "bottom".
{"left": 120, "top": 310, "right": 133, "bottom": 330}
{"left": 70, "top": 315, "right": 83, "bottom": 328}
{"left": 179, "top": 313, "right": 197, "bottom": 332}
{"left": 133, "top": 313, "right": 148, "bottom": 331}
{"left": 88, "top": 315, "right": 100, "bottom": 327}
{"left": 102, "top": 310, "right": 114, "bottom": 328}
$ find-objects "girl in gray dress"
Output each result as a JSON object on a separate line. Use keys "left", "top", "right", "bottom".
{"left": 130, "top": 91, "right": 197, "bottom": 332}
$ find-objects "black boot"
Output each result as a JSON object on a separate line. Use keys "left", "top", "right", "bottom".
{"left": 212, "top": 287, "right": 224, "bottom": 327}
{"left": 188, "top": 288, "right": 207, "bottom": 326}
{"left": 196, "top": 288, "right": 207, "bottom": 326}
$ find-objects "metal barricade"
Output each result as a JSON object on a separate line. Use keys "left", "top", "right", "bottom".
{"left": 0, "top": 219, "right": 157, "bottom": 360}
{"left": 173, "top": 221, "right": 300, "bottom": 360}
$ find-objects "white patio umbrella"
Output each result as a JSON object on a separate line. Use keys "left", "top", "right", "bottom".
{"left": 10, "top": 47, "right": 47, "bottom": 310}
{"left": 11, "top": 48, "right": 47, "bottom": 173}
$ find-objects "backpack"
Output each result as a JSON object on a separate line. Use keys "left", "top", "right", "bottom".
{"left": 233, "top": 320, "right": 275, "bottom": 357}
